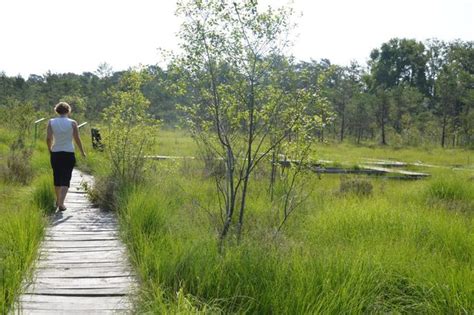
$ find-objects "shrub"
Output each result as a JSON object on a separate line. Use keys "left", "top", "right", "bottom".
{"left": 0, "top": 139, "right": 33, "bottom": 185}
{"left": 87, "top": 175, "right": 121, "bottom": 211}
{"left": 339, "top": 176, "right": 373, "bottom": 197}
{"left": 102, "top": 70, "right": 159, "bottom": 186}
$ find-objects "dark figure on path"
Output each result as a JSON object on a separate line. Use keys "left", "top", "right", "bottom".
{"left": 46, "top": 102, "right": 86, "bottom": 211}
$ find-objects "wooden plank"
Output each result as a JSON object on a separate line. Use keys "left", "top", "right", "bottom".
{"left": 13, "top": 309, "right": 126, "bottom": 315}
{"left": 362, "top": 158, "right": 408, "bottom": 167}
{"left": 50, "top": 222, "right": 117, "bottom": 227}
{"left": 33, "top": 267, "right": 133, "bottom": 279}
{"left": 63, "top": 198, "right": 90, "bottom": 202}
{"left": 49, "top": 221, "right": 117, "bottom": 225}
{"left": 50, "top": 221, "right": 117, "bottom": 225}
{"left": 51, "top": 218, "right": 117, "bottom": 223}
{"left": 51, "top": 216, "right": 116, "bottom": 222}
{"left": 360, "top": 165, "right": 430, "bottom": 178}
{"left": 38, "top": 259, "right": 128, "bottom": 267}
{"left": 43, "top": 240, "right": 122, "bottom": 248}
{"left": 36, "top": 260, "right": 127, "bottom": 266}
{"left": 50, "top": 220, "right": 117, "bottom": 229}
{"left": 52, "top": 209, "right": 111, "bottom": 214}
{"left": 42, "top": 247, "right": 124, "bottom": 253}
{"left": 312, "top": 167, "right": 385, "bottom": 175}
{"left": 63, "top": 198, "right": 91, "bottom": 202}
{"left": 50, "top": 216, "right": 116, "bottom": 221}
{"left": 44, "top": 236, "right": 119, "bottom": 241}
{"left": 47, "top": 229, "right": 118, "bottom": 234}
{"left": 50, "top": 216, "right": 116, "bottom": 222}
{"left": 38, "top": 262, "right": 131, "bottom": 269}
{"left": 19, "top": 294, "right": 131, "bottom": 309}
{"left": 45, "top": 228, "right": 117, "bottom": 235}
{"left": 46, "top": 228, "right": 118, "bottom": 233}
{"left": 68, "top": 190, "right": 88, "bottom": 194}
{"left": 39, "top": 251, "right": 126, "bottom": 261}
{"left": 45, "top": 231, "right": 118, "bottom": 236}
{"left": 34, "top": 267, "right": 133, "bottom": 277}
{"left": 39, "top": 250, "right": 126, "bottom": 260}
{"left": 25, "top": 287, "right": 132, "bottom": 296}
{"left": 33, "top": 276, "right": 136, "bottom": 287}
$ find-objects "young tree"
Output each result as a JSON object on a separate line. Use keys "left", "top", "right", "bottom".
{"left": 433, "top": 41, "right": 473, "bottom": 147}
{"left": 102, "top": 70, "right": 158, "bottom": 185}
{"left": 176, "top": 0, "right": 314, "bottom": 244}
{"left": 324, "top": 62, "right": 363, "bottom": 142}
{"left": 346, "top": 93, "right": 375, "bottom": 144}
{"left": 374, "top": 87, "right": 390, "bottom": 145}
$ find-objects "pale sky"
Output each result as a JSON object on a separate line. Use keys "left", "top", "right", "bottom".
{"left": 0, "top": 0, "right": 472, "bottom": 78}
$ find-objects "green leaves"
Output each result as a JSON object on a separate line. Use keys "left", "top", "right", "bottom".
{"left": 102, "top": 69, "right": 159, "bottom": 185}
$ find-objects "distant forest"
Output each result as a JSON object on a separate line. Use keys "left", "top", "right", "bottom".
{"left": 1, "top": 38, "right": 473, "bottom": 147}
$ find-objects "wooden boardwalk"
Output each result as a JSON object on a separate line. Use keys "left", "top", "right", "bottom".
{"left": 14, "top": 170, "right": 136, "bottom": 314}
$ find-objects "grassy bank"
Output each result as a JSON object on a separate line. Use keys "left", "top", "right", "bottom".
{"left": 113, "top": 166, "right": 472, "bottom": 313}
{"left": 82, "top": 130, "right": 473, "bottom": 313}
{"left": 0, "top": 127, "right": 55, "bottom": 313}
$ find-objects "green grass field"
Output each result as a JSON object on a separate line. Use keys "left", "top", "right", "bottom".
{"left": 83, "top": 129, "right": 473, "bottom": 313}
{"left": 1, "top": 125, "right": 473, "bottom": 313}
{"left": 0, "top": 126, "right": 56, "bottom": 313}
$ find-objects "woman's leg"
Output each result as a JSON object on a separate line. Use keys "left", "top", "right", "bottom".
{"left": 58, "top": 153, "right": 75, "bottom": 210}
{"left": 54, "top": 186, "right": 61, "bottom": 207}
{"left": 51, "top": 153, "right": 61, "bottom": 208}
{"left": 58, "top": 186, "right": 69, "bottom": 209}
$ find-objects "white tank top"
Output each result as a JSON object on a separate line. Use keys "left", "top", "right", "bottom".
{"left": 50, "top": 117, "right": 75, "bottom": 152}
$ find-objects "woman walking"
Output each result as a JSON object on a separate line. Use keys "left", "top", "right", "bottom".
{"left": 46, "top": 102, "right": 86, "bottom": 211}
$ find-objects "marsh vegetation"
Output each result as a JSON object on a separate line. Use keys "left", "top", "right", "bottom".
{"left": 0, "top": 0, "right": 473, "bottom": 313}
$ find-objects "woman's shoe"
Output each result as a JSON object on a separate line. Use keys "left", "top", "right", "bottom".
{"left": 58, "top": 205, "right": 67, "bottom": 211}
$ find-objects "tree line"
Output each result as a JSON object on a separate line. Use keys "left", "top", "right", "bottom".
{"left": 0, "top": 38, "right": 472, "bottom": 148}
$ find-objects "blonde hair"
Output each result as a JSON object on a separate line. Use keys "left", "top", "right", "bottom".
{"left": 54, "top": 102, "right": 71, "bottom": 115}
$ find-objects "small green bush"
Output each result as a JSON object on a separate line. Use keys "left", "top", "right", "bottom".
{"left": 86, "top": 175, "right": 117, "bottom": 211}
{"left": 0, "top": 139, "right": 33, "bottom": 185}
{"left": 339, "top": 176, "right": 373, "bottom": 197}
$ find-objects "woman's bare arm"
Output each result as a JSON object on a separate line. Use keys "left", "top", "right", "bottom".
{"left": 72, "top": 121, "right": 86, "bottom": 157}
{"left": 46, "top": 121, "right": 53, "bottom": 152}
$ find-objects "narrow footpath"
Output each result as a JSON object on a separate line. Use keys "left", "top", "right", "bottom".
{"left": 15, "top": 169, "right": 136, "bottom": 314}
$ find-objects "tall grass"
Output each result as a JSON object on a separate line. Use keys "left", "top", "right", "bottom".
{"left": 113, "top": 160, "right": 473, "bottom": 313}
{"left": 0, "top": 127, "right": 55, "bottom": 313}
{"left": 314, "top": 142, "right": 474, "bottom": 167}
{"left": 427, "top": 172, "right": 474, "bottom": 209}
{"left": 83, "top": 130, "right": 473, "bottom": 312}
{"left": 0, "top": 179, "right": 53, "bottom": 313}
{"left": 32, "top": 174, "right": 56, "bottom": 214}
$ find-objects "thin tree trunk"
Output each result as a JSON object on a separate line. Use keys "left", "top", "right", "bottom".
{"left": 269, "top": 149, "right": 277, "bottom": 201}
{"left": 220, "top": 145, "right": 236, "bottom": 244}
{"left": 441, "top": 114, "right": 447, "bottom": 148}
{"left": 237, "top": 81, "right": 255, "bottom": 239}
{"left": 381, "top": 116, "right": 387, "bottom": 145}
{"left": 340, "top": 112, "right": 345, "bottom": 142}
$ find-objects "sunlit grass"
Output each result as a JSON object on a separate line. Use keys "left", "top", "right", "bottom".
{"left": 0, "top": 181, "right": 50, "bottom": 313}
{"left": 110, "top": 142, "right": 473, "bottom": 313}
{"left": 0, "top": 127, "right": 55, "bottom": 313}
{"left": 314, "top": 142, "right": 474, "bottom": 168}
{"left": 36, "top": 127, "right": 473, "bottom": 313}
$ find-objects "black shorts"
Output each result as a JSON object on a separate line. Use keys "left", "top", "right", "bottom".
{"left": 50, "top": 151, "right": 76, "bottom": 187}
